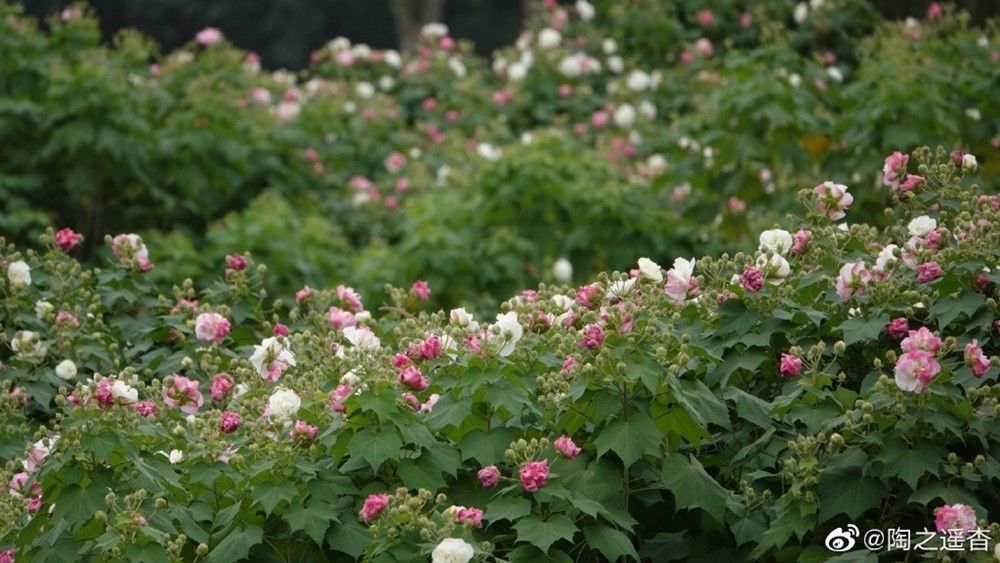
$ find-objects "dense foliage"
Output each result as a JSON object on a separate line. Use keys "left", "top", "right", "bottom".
{"left": 2, "top": 147, "right": 1000, "bottom": 561}
{"left": 1, "top": 0, "right": 996, "bottom": 311}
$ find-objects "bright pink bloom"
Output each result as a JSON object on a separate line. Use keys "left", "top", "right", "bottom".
{"left": 360, "top": 493, "right": 389, "bottom": 522}
{"left": 780, "top": 353, "right": 802, "bottom": 377}
{"left": 883, "top": 151, "right": 909, "bottom": 190}
{"left": 272, "top": 323, "right": 289, "bottom": 337}
{"left": 412, "top": 280, "right": 431, "bottom": 301}
{"left": 696, "top": 9, "right": 715, "bottom": 27}
{"left": 398, "top": 366, "right": 428, "bottom": 391}
{"left": 131, "top": 401, "right": 158, "bottom": 417}
{"left": 196, "top": 27, "right": 222, "bottom": 46}
{"left": 887, "top": 317, "right": 909, "bottom": 340}
{"left": 580, "top": 324, "right": 605, "bottom": 349}
{"left": 575, "top": 283, "right": 601, "bottom": 308}
{"left": 478, "top": 465, "right": 500, "bottom": 488}
{"left": 210, "top": 373, "right": 235, "bottom": 401}
{"left": 965, "top": 339, "right": 991, "bottom": 378}
{"left": 927, "top": 2, "right": 942, "bottom": 20}
{"left": 899, "top": 174, "right": 924, "bottom": 192}
{"left": 226, "top": 254, "right": 248, "bottom": 271}
{"left": 554, "top": 435, "right": 582, "bottom": 459}
{"left": 934, "top": 504, "right": 976, "bottom": 535}
{"left": 813, "top": 181, "right": 853, "bottom": 220}
{"left": 336, "top": 285, "right": 364, "bottom": 312}
{"left": 894, "top": 350, "right": 941, "bottom": 393}
{"left": 591, "top": 110, "right": 609, "bottom": 129}
{"left": 328, "top": 306, "right": 357, "bottom": 330}
{"left": 295, "top": 285, "right": 312, "bottom": 304}
{"left": 290, "top": 420, "right": 318, "bottom": 442}
{"left": 419, "top": 335, "right": 442, "bottom": 360}
{"left": 835, "top": 261, "right": 872, "bottom": 300}
{"left": 901, "top": 327, "right": 942, "bottom": 354}
{"left": 739, "top": 12, "right": 752, "bottom": 27}
{"left": 455, "top": 506, "right": 483, "bottom": 527}
{"left": 519, "top": 460, "right": 550, "bottom": 492}
{"left": 162, "top": 375, "right": 204, "bottom": 415}
{"left": 740, "top": 267, "right": 765, "bottom": 292}
{"left": 219, "top": 411, "right": 241, "bottom": 433}
{"left": 0, "top": 550, "right": 13, "bottom": 563}
{"left": 790, "top": 229, "right": 812, "bottom": 256}
{"left": 329, "top": 384, "right": 352, "bottom": 413}
{"left": 384, "top": 152, "right": 407, "bottom": 174}
{"left": 55, "top": 228, "right": 82, "bottom": 251}
{"left": 195, "top": 312, "right": 230, "bottom": 344}
{"left": 94, "top": 378, "right": 115, "bottom": 408}
{"left": 917, "top": 261, "right": 942, "bottom": 284}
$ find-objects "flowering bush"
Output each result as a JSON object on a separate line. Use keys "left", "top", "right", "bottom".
{"left": 1, "top": 0, "right": 995, "bottom": 309}
{"left": 1, "top": 147, "right": 999, "bottom": 561}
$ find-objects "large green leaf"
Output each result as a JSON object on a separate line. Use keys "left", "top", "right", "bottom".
{"left": 513, "top": 515, "right": 578, "bottom": 553}
{"left": 581, "top": 523, "right": 639, "bottom": 561}
{"left": 593, "top": 410, "right": 661, "bottom": 467}
{"left": 347, "top": 427, "right": 402, "bottom": 470}
{"left": 660, "top": 454, "right": 729, "bottom": 522}
{"left": 874, "top": 441, "right": 943, "bottom": 489}
{"left": 205, "top": 524, "right": 263, "bottom": 563}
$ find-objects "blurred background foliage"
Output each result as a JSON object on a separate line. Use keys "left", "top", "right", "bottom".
{"left": 19, "top": 0, "right": 999, "bottom": 68}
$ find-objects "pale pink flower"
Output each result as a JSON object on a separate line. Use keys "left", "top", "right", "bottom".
{"left": 329, "top": 384, "right": 352, "bottom": 414}
{"left": 835, "top": 261, "right": 871, "bottom": 300}
{"left": 455, "top": 506, "right": 483, "bottom": 527}
{"left": 163, "top": 375, "right": 204, "bottom": 415}
{"left": 519, "top": 460, "right": 550, "bottom": 492}
{"left": 883, "top": 151, "right": 909, "bottom": 189}
{"left": 790, "top": 230, "right": 812, "bottom": 256}
{"left": 901, "top": 327, "right": 942, "bottom": 354}
{"left": 196, "top": 27, "right": 223, "bottom": 46}
{"left": 411, "top": 280, "right": 431, "bottom": 301}
{"left": 562, "top": 356, "right": 577, "bottom": 373}
{"left": 195, "top": 312, "right": 231, "bottom": 344}
{"left": 328, "top": 306, "right": 357, "bottom": 330}
{"left": 290, "top": 420, "right": 318, "bottom": 442}
{"left": 336, "top": 285, "right": 364, "bottom": 312}
{"left": 131, "top": 400, "right": 158, "bottom": 417}
{"left": 295, "top": 285, "right": 312, "bottom": 304}
{"left": 54, "top": 311, "right": 79, "bottom": 329}
{"left": 554, "top": 435, "right": 581, "bottom": 459}
{"left": 664, "top": 258, "right": 698, "bottom": 304}
{"left": 575, "top": 283, "right": 600, "bottom": 308}
{"left": 360, "top": 493, "right": 389, "bottom": 522}
{"left": 965, "top": 339, "right": 991, "bottom": 378}
{"left": 419, "top": 335, "right": 442, "bottom": 360}
{"left": 111, "top": 233, "right": 153, "bottom": 272}
{"left": 899, "top": 174, "right": 924, "bottom": 192}
{"left": 894, "top": 350, "right": 941, "bottom": 393}
{"left": 813, "top": 181, "right": 853, "bottom": 220}
{"left": 927, "top": 2, "right": 942, "bottom": 20}
{"left": 934, "top": 504, "right": 976, "bottom": 535}
{"left": 384, "top": 152, "right": 407, "bottom": 174}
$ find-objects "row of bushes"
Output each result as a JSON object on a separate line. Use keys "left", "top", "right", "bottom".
{"left": 1, "top": 147, "right": 999, "bottom": 561}
{"left": 1, "top": 1, "right": 997, "bottom": 310}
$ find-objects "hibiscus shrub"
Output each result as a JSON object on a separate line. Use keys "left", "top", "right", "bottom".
{"left": 1, "top": 147, "right": 999, "bottom": 562}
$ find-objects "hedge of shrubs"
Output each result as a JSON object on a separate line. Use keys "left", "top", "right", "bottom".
{"left": 1, "top": 0, "right": 997, "bottom": 310}
{"left": 1, "top": 148, "right": 999, "bottom": 561}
